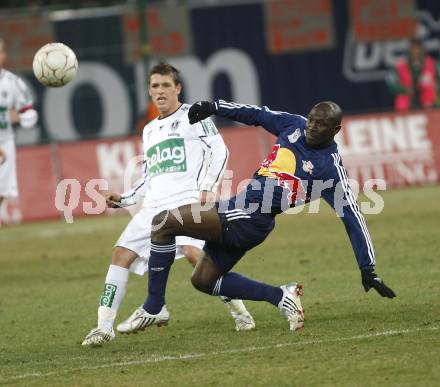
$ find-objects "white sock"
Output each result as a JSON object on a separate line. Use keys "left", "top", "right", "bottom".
{"left": 220, "top": 296, "right": 249, "bottom": 317}
{"left": 97, "top": 265, "right": 129, "bottom": 330}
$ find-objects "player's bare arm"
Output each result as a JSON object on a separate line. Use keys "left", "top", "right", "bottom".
{"left": 9, "top": 109, "right": 19, "bottom": 125}
{"left": 0, "top": 147, "right": 6, "bottom": 165}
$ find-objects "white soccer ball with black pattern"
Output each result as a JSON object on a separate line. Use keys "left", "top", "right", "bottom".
{"left": 32, "top": 43, "right": 78, "bottom": 87}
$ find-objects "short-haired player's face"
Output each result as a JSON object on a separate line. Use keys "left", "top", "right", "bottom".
{"left": 149, "top": 73, "right": 181, "bottom": 117}
{"left": 306, "top": 106, "right": 340, "bottom": 148}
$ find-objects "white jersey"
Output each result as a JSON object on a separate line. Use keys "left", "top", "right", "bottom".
{"left": 120, "top": 103, "right": 228, "bottom": 209}
{"left": 0, "top": 69, "right": 34, "bottom": 141}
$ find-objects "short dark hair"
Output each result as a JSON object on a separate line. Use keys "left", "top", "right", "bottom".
{"left": 313, "top": 101, "right": 343, "bottom": 126}
{"left": 149, "top": 61, "right": 181, "bottom": 86}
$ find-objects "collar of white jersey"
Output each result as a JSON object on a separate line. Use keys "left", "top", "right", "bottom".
{"left": 157, "top": 103, "right": 184, "bottom": 121}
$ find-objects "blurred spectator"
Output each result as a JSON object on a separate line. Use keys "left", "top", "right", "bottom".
{"left": 135, "top": 100, "right": 160, "bottom": 134}
{"left": 0, "top": 38, "right": 38, "bottom": 216}
{"left": 387, "top": 38, "right": 440, "bottom": 111}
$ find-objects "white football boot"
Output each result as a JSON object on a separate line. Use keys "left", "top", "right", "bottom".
{"left": 278, "top": 283, "right": 305, "bottom": 331}
{"left": 220, "top": 297, "right": 256, "bottom": 331}
{"left": 81, "top": 306, "right": 116, "bottom": 346}
{"left": 81, "top": 327, "right": 115, "bottom": 346}
{"left": 117, "top": 305, "right": 170, "bottom": 334}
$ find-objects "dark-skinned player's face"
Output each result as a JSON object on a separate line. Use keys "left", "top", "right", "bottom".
{"left": 305, "top": 106, "right": 340, "bottom": 148}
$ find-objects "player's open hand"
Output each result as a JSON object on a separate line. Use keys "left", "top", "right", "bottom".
{"left": 105, "top": 193, "right": 122, "bottom": 208}
{"left": 361, "top": 268, "right": 396, "bottom": 298}
{"left": 0, "top": 148, "right": 6, "bottom": 165}
{"left": 188, "top": 101, "right": 217, "bottom": 124}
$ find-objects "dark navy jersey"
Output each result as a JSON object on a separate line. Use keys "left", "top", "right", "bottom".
{"left": 215, "top": 99, "right": 376, "bottom": 270}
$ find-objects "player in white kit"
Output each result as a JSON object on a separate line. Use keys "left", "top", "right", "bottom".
{"left": 82, "top": 62, "right": 254, "bottom": 346}
{"left": 0, "top": 38, "right": 38, "bottom": 214}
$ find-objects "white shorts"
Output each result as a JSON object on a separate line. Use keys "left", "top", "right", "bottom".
{"left": 116, "top": 206, "right": 205, "bottom": 275}
{"left": 0, "top": 138, "right": 18, "bottom": 199}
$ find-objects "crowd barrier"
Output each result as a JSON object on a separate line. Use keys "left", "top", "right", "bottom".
{"left": 2, "top": 108, "right": 439, "bottom": 224}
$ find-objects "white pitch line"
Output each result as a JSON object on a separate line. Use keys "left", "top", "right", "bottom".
{"left": 1, "top": 325, "right": 438, "bottom": 383}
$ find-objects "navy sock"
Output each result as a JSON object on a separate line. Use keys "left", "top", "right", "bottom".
{"left": 212, "top": 272, "right": 283, "bottom": 306}
{"left": 143, "top": 241, "right": 176, "bottom": 314}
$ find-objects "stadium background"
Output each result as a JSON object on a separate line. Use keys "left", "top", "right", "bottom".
{"left": 1, "top": 0, "right": 440, "bottom": 223}
{"left": 1, "top": 2, "right": 440, "bottom": 386}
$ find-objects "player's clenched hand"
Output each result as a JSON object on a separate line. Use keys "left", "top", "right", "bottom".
{"left": 188, "top": 101, "right": 217, "bottom": 124}
{"left": 361, "top": 268, "right": 396, "bottom": 298}
{"left": 105, "top": 193, "right": 122, "bottom": 208}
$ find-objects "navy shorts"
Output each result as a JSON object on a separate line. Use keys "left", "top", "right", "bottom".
{"left": 204, "top": 202, "right": 275, "bottom": 273}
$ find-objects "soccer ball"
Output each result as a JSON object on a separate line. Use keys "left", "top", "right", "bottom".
{"left": 32, "top": 43, "right": 78, "bottom": 87}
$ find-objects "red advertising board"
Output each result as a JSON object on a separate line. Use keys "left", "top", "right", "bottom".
{"left": 265, "top": 0, "right": 334, "bottom": 53}
{"left": 123, "top": 6, "right": 193, "bottom": 60}
{"left": 56, "top": 137, "right": 142, "bottom": 220}
{"left": 0, "top": 13, "right": 54, "bottom": 71}
{"left": 340, "top": 109, "right": 440, "bottom": 187}
{"left": 350, "top": 0, "right": 416, "bottom": 42}
{"left": 2, "top": 109, "right": 440, "bottom": 224}
{"left": 1, "top": 145, "right": 58, "bottom": 224}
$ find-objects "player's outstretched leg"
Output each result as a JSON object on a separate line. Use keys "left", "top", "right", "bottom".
{"left": 82, "top": 248, "right": 135, "bottom": 346}
{"left": 141, "top": 204, "right": 223, "bottom": 317}
{"left": 192, "top": 254, "right": 305, "bottom": 331}
{"left": 183, "top": 244, "right": 255, "bottom": 331}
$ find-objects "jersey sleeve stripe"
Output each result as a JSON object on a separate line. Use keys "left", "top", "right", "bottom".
{"left": 218, "top": 100, "right": 262, "bottom": 111}
{"left": 334, "top": 153, "right": 375, "bottom": 264}
{"left": 198, "top": 137, "right": 228, "bottom": 191}
{"left": 336, "top": 153, "right": 376, "bottom": 262}
{"left": 332, "top": 153, "right": 375, "bottom": 265}
{"left": 120, "top": 179, "right": 146, "bottom": 199}
{"left": 196, "top": 149, "right": 206, "bottom": 184}
{"left": 210, "top": 148, "right": 228, "bottom": 191}
{"left": 201, "top": 121, "right": 209, "bottom": 136}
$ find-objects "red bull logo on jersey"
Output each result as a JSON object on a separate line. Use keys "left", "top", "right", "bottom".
{"left": 259, "top": 144, "right": 296, "bottom": 175}
{"left": 258, "top": 144, "right": 306, "bottom": 205}
{"left": 273, "top": 171, "right": 306, "bottom": 205}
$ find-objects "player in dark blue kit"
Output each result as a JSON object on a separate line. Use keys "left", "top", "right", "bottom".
{"left": 122, "top": 99, "right": 396, "bottom": 332}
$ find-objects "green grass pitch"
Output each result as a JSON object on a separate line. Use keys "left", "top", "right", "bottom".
{"left": 1, "top": 185, "right": 439, "bottom": 386}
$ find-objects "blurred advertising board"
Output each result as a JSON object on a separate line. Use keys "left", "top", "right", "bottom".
{"left": 350, "top": 0, "right": 416, "bottom": 42}
{"left": 3, "top": 108, "right": 440, "bottom": 224}
{"left": 123, "top": 5, "right": 193, "bottom": 62}
{"left": 0, "top": 13, "right": 54, "bottom": 71}
{"left": 8, "top": 1, "right": 440, "bottom": 148}
{"left": 264, "top": 0, "right": 335, "bottom": 53}
{"left": 340, "top": 109, "right": 440, "bottom": 186}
